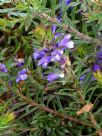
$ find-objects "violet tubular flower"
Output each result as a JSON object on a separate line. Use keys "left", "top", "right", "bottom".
{"left": 97, "top": 51, "right": 102, "bottom": 59}
{"left": 65, "top": 0, "right": 72, "bottom": 5}
{"left": 92, "top": 63, "right": 102, "bottom": 83}
{"left": 92, "top": 64, "right": 101, "bottom": 72}
{"left": 17, "top": 59, "right": 24, "bottom": 67}
{"left": 33, "top": 48, "right": 49, "bottom": 60}
{"left": 33, "top": 34, "right": 74, "bottom": 69}
{"left": 38, "top": 56, "right": 51, "bottom": 69}
{"left": 59, "top": 0, "right": 72, "bottom": 5}
{"left": 52, "top": 14, "right": 62, "bottom": 35}
{"left": 59, "top": 56, "right": 67, "bottom": 69}
{"left": 14, "top": 57, "right": 24, "bottom": 67}
{"left": 47, "top": 72, "right": 64, "bottom": 82}
{"left": 80, "top": 55, "right": 102, "bottom": 83}
{"left": 96, "top": 49, "right": 102, "bottom": 65}
{"left": 51, "top": 49, "right": 63, "bottom": 62}
{"left": 0, "top": 64, "right": 7, "bottom": 73}
{"left": 52, "top": 24, "right": 57, "bottom": 34}
{"left": 58, "top": 34, "right": 74, "bottom": 49}
{"left": 16, "top": 68, "right": 27, "bottom": 83}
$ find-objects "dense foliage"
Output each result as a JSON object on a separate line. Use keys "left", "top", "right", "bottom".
{"left": 0, "top": 0, "right": 102, "bottom": 135}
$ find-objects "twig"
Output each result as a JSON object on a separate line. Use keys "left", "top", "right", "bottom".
{"left": 16, "top": 86, "right": 93, "bottom": 128}
{"left": 36, "top": 13, "right": 101, "bottom": 45}
{"left": 12, "top": 127, "right": 37, "bottom": 132}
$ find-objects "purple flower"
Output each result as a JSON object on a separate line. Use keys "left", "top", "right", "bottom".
{"left": 92, "top": 64, "right": 101, "bottom": 72}
{"left": 96, "top": 49, "right": 102, "bottom": 64}
{"left": 58, "top": 34, "right": 71, "bottom": 46}
{"left": 32, "top": 34, "right": 74, "bottom": 69}
{"left": 18, "top": 68, "right": 27, "bottom": 75}
{"left": 80, "top": 74, "right": 85, "bottom": 81}
{"left": 33, "top": 48, "right": 49, "bottom": 60}
{"left": 16, "top": 68, "right": 27, "bottom": 83}
{"left": 59, "top": 56, "right": 67, "bottom": 69}
{"left": 59, "top": 0, "right": 72, "bottom": 5}
{"left": 59, "top": 56, "right": 66, "bottom": 65}
{"left": 52, "top": 24, "right": 57, "bottom": 34}
{"left": 17, "top": 59, "right": 24, "bottom": 67}
{"left": 65, "top": 0, "right": 72, "bottom": 5}
{"left": 33, "top": 51, "right": 44, "bottom": 60}
{"left": 97, "top": 51, "right": 102, "bottom": 59}
{"left": 0, "top": 64, "right": 7, "bottom": 73}
{"left": 51, "top": 49, "right": 63, "bottom": 61}
{"left": 14, "top": 57, "right": 24, "bottom": 67}
{"left": 38, "top": 56, "right": 51, "bottom": 68}
{"left": 52, "top": 15, "right": 62, "bottom": 34}
{"left": 65, "top": 40, "right": 74, "bottom": 49}
{"left": 47, "top": 72, "right": 64, "bottom": 82}
{"left": 56, "top": 16, "right": 62, "bottom": 22}
{"left": 58, "top": 34, "right": 74, "bottom": 49}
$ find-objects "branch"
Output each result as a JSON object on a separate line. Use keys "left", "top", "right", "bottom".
{"left": 12, "top": 127, "right": 37, "bottom": 132}
{"left": 36, "top": 13, "right": 101, "bottom": 45}
{"left": 16, "top": 87, "right": 92, "bottom": 128}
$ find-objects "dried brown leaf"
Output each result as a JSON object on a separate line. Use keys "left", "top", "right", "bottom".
{"left": 76, "top": 103, "right": 93, "bottom": 116}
